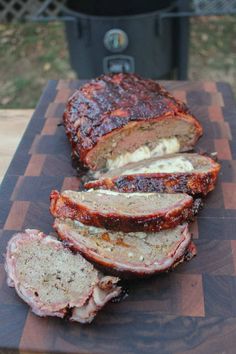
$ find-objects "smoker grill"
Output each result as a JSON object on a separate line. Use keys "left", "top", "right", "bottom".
{"left": 63, "top": 0, "right": 181, "bottom": 79}
{"left": 1, "top": 0, "right": 236, "bottom": 79}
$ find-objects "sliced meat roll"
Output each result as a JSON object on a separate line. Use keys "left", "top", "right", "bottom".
{"left": 50, "top": 189, "right": 197, "bottom": 233}
{"left": 63, "top": 73, "right": 203, "bottom": 170}
{"left": 54, "top": 219, "right": 196, "bottom": 277}
{"left": 85, "top": 153, "right": 220, "bottom": 195}
{"left": 5, "top": 229, "right": 121, "bottom": 323}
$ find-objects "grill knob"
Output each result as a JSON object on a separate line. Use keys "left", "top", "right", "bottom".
{"left": 104, "top": 29, "right": 128, "bottom": 53}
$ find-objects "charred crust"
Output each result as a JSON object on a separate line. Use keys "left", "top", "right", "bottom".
{"left": 192, "top": 197, "right": 203, "bottom": 215}
{"left": 71, "top": 154, "right": 89, "bottom": 175}
{"left": 64, "top": 305, "right": 73, "bottom": 321}
{"left": 63, "top": 73, "right": 203, "bottom": 170}
{"left": 184, "top": 241, "right": 197, "bottom": 261}
{"left": 85, "top": 164, "right": 220, "bottom": 196}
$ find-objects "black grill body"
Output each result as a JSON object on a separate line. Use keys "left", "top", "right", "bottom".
{"left": 64, "top": 0, "right": 184, "bottom": 79}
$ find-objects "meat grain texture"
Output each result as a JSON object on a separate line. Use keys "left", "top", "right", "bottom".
{"left": 54, "top": 219, "right": 197, "bottom": 277}
{"left": 5, "top": 229, "right": 121, "bottom": 323}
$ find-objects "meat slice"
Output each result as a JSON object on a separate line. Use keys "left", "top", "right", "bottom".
{"left": 85, "top": 153, "right": 220, "bottom": 195}
{"left": 5, "top": 229, "right": 121, "bottom": 323}
{"left": 50, "top": 189, "right": 197, "bottom": 233}
{"left": 63, "top": 73, "right": 203, "bottom": 170}
{"left": 54, "top": 219, "right": 196, "bottom": 277}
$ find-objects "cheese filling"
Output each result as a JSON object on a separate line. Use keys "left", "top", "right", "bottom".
{"left": 121, "top": 156, "right": 194, "bottom": 175}
{"left": 106, "top": 137, "right": 180, "bottom": 170}
{"left": 73, "top": 219, "right": 174, "bottom": 240}
{"left": 73, "top": 219, "right": 146, "bottom": 237}
{"left": 86, "top": 189, "right": 158, "bottom": 197}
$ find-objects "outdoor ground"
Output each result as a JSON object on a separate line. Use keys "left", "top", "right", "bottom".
{"left": 0, "top": 15, "right": 235, "bottom": 108}
{"left": 189, "top": 16, "right": 236, "bottom": 91}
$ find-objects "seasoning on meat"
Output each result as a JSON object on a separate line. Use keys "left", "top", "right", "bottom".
{"left": 5, "top": 229, "right": 121, "bottom": 323}
{"left": 54, "top": 219, "right": 196, "bottom": 277}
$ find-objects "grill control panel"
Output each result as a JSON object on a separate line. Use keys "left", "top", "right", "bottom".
{"left": 104, "top": 29, "right": 129, "bottom": 53}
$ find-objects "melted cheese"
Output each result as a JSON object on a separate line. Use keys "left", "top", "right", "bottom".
{"left": 87, "top": 189, "right": 119, "bottom": 196}
{"left": 122, "top": 156, "right": 194, "bottom": 175}
{"left": 86, "top": 189, "right": 156, "bottom": 197}
{"left": 107, "top": 137, "right": 180, "bottom": 170}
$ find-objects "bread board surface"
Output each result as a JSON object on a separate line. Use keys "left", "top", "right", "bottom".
{"left": 0, "top": 80, "right": 236, "bottom": 354}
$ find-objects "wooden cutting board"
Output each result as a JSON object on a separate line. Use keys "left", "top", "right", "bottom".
{"left": 0, "top": 80, "right": 236, "bottom": 354}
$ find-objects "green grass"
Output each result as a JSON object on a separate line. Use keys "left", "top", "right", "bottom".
{"left": 0, "top": 16, "right": 235, "bottom": 109}
{"left": 0, "top": 22, "right": 75, "bottom": 108}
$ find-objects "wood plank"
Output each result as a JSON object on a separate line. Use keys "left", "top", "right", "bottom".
{"left": 0, "top": 109, "right": 33, "bottom": 184}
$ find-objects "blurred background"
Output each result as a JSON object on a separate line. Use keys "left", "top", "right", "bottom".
{"left": 0, "top": 0, "right": 236, "bottom": 109}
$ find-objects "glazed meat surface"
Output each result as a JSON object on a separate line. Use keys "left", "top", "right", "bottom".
{"left": 50, "top": 189, "right": 197, "bottom": 233}
{"left": 63, "top": 73, "right": 203, "bottom": 170}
